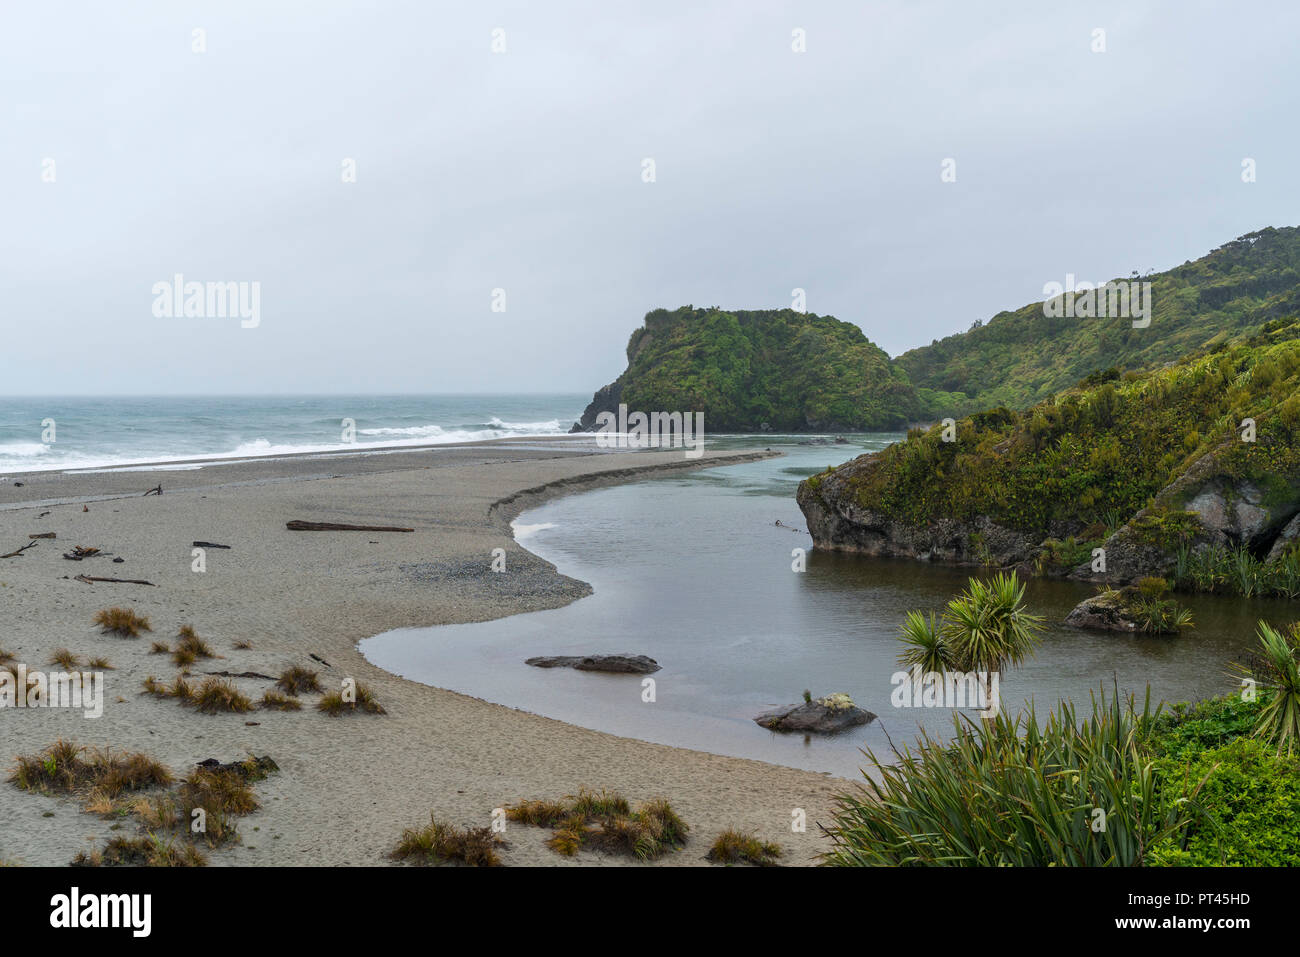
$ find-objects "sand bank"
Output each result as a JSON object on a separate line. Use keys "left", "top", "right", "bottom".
{"left": 0, "top": 442, "right": 847, "bottom": 866}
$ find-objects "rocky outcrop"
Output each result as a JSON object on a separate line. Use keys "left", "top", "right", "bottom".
{"left": 526, "top": 654, "right": 660, "bottom": 674}
{"left": 797, "top": 455, "right": 1039, "bottom": 567}
{"left": 754, "top": 694, "right": 875, "bottom": 734}
{"left": 570, "top": 381, "right": 623, "bottom": 433}
{"left": 1063, "top": 591, "right": 1141, "bottom": 632}
{"left": 1069, "top": 449, "right": 1300, "bottom": 583}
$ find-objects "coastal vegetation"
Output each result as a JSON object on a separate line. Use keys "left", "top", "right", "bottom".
{"left": 827, "top": 607, "right": 1300, "bottom": 866}
{"left": 317, "top": 682, "right": 386, "bottom": 715}
{"left": 92, "top": 606, "right": 151, "bottom": 638}
{"left": 10, "top": 740, "right": 173, "bottom": 797}
{"left": 390, "top": 815, "right": 503, "bottom": 867}
{"left": 800, "top": 317, "right": 1300, "bottom": 590}
{"left": 574, "top": 306, "right": 919, "bottom": 432}
{"left": 505, "top": 789, "right": 688, "bottom": 860}
{"left": 576, "top": 228, "right": 1300, "bottom": 434}
{"left": 706, "top": 829, "right": 783, "bottom": 866}
{"left": 276, "top": 665, "right": 323, "bottom": 695}
{"left": 899, "top": 226, "right": 1300, "bottom": 416}
{"left": 898, "top": 572, "right": 1042, "bottom": 685}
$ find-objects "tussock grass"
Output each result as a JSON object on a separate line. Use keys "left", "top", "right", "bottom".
{"left": 86, "top": 656, "right": 114, "bottom": 670}
{"left": 142, "top": 674, "right": 194, "bottom": 700}
{"left": 128, "top": 757, "right": 277, "bottom": 849}
{"left": 142, "top": 675, "right": 253, "bottom": 713}
{"left": 190, "top": 677, "right": 253, "bottom": 714}
{"left": 176, "top": 626, "right": 215, "bottom": 659}
{"left": 317, "top": 683, "right": 386, "bottom": 715}
{"left": 391, "top": 815, "right": 503, "bottom": 866}
{"left": 48, "top": 648, "right": 80, "bottom": 669}
{"left": 93, "top": 607, "right": 151, "bottom": 638}
{"left": 260, "top": 690, "right": 302, "bottom": 711}
{"left": 0, "top": 648, "right": 16, "bottom": 666}
{"left": 506, "top": 789, "right": 688, "bottom": 860}
{"left": 72, "top": 834, "right": 207, "bottom": 867}
{"left": 275, "top": 665, "right": 323, "bottom": 696}
{"left": 149, "top": 641, "right": 170, "bottom": 655}
{"left": 9, "top": 740, "right": 173, "bottom": 797}
{"left": 707, "top": 829, "right": 782, "bottom": 866}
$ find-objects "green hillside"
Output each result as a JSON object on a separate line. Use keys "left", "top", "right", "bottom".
{"left": 899, "top": 226, "right": 1300, "bottom": 417}
{"left": 574, "top": 306, "right": 919, "bottom": 432}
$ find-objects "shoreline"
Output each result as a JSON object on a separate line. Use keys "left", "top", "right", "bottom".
{"left": 0, "top": 443, "right": 846, "bottom": 867}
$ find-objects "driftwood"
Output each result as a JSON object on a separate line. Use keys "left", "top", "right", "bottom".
{"left": 74, "top": 574, "right": 157, "bottom": 586}
{"left": 29, "top": 532, "right": 56, "bottom": 539}
{"left": 193, "top": 541, "right": 231, "bottom": 549}
{"left": 286, "top": 520, "right": 413, "bottom": 533}
{"left": 204, "top": 670, "right": 277, "bottom": 681}
{"left": 143, "top": 484, "right": 163, "bottom": 496}
{"left": 309, "top": 653, "right": 332, "bottom": 667}
{"left": 1, "top": 542, "right": 38, "bottom": 558}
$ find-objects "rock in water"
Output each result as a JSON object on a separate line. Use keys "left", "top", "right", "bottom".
{"left": 755, "top": 693, "right": 875, "bottom": 733}
{"left": 526, "top": 654, "right": 661, "bottom": 674}
{"left": 1063, "top": 591, "right": 1140, "bottom": 632}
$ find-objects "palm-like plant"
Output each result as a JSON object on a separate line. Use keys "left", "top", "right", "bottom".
{"left": 1233, "top": 622, "right": 1300, "bottom": 754}
{"left": 942, "top": 572, "right": 1043, "bottom": 677}
{"left": 896, "top": 572, "right": 1043, "bottom": 715}
{"left": 897, "top": 611, "right": 952, "bottom": 674}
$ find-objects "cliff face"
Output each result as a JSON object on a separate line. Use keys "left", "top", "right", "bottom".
{"left": 799, "top": 320, "right": 1300, "bottom": 589}
{"left": 571, "top": 306, "right": 919, "bottom": 433}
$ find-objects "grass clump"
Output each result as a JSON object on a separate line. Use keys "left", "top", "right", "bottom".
{"left": 86, "top": 656, "right": 114, "bottom": 670}
{"left": 317, "top": 682, "right": 386, "bottom": 715}
{"left": 142, "top": 674, "right": 194, "bottom": 701}
{"left": 390, "top": 815, "right": 503, "bottom": 866}
{"left": 190, "top": 677, "right": 253, "bottom": 714}
{"left": 149, "top": 641, "right": 170, "bottom": 655}
{"left": 9, "top": 740, "right": 173, "bottom": 798}
{"left": 823, "top": 686, "right": 1211, "bottom": 866}
{"left": 93, "top": 607, "right": 151, "bottom": 638}
{"left": 176, "top": 626, "right": 215, "bottom": 658}
{"left": 506, "top": 789, "right": 688, "bottom": 860}
{"left": 260, "top": 690, "right": 302, "bottom": 711}
{"left": 275, "top": 665, "right": 323, "bottom": 696}
{"left": 72, "top": 834, "right": 207, "bottom": 867}
{"left": 707, "top": 829, "right": 783, "bottom": 866}
{"left": 48, "top": 648, "right": 80, "bottom": 669}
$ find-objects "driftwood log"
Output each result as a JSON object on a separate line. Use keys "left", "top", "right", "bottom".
{"left": 1, "top": 541, "right": 38, "bottom": 558}
{"left": 286, "top": 520, "right": 413, "bottom": 533}
{"left": 193, "top": 541, "right": 231, "bottom": 549}
{"left": 74, "top": 574, "right": 157, "bottom": 586}
{"left": 143, "top": 484, "right": 163, "bottom": 496}
{"left": 29, "top": 532, "right": 56, "bottom": 539}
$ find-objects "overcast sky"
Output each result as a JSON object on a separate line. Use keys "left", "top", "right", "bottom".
{"left": 3, "top": 1, "right": 1297, "bottom": 395}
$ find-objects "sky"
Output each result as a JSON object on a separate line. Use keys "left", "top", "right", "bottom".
{"left": 3, "top": 0, "right": 1298, "bottom": 395}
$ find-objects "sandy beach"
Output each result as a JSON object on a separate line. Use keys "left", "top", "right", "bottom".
{"left": 0, "top": 440, "right": 846, "bottom": 866}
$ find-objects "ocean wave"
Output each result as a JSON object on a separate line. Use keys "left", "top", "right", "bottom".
{"left": 0, "top": 442, "right": 53, "bottom": 458}
{"left": 0, "top": 420, "right": 577, "bottom": 475}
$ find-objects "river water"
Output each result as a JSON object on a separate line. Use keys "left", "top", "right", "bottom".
{"left": 361, "top": 436, "right": 1285, "bottom": 779}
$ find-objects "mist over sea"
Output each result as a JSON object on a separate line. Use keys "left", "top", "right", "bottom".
{"left": 0, "top": 395, "right": 588, "bottom": 474}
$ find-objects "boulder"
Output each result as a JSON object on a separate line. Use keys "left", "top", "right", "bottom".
{"left": 1063, "top": 591, "right": 1140, "bottom": 632}
{"left": 754, "top": 693, "right": 875, "bottom": 734}
{"left": 526, "top": 654, "right": 660, "bottom": 675}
